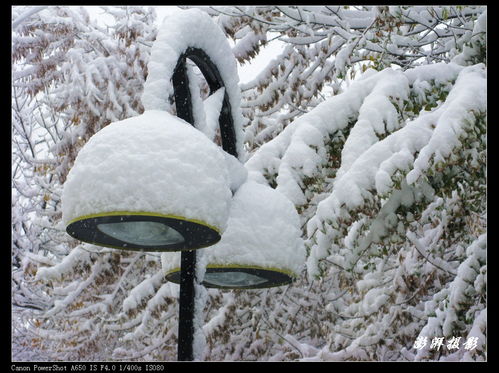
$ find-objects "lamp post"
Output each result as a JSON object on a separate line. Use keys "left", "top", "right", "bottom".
{"left": 62, "top": 8, "right": 305, "bottom": 362}
{"left": 63, "top": 47, "right": 240, "bottom": 361}
{"left": 171, "top": 47, "right": 238, "bottom": 361}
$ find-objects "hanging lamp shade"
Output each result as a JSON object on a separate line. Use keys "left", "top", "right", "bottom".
{"left": 164, "top": 180, "right": 306, "bottom": 288}
{"left": 62, "top": 110, "right": 232, "bottom": 252}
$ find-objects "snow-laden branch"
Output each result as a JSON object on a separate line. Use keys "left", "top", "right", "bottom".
{"left": 12, "top": 6, "right": 48, "bottom": 29}
{"left": 244, "top": 61, "right": 485, "bottom": 280}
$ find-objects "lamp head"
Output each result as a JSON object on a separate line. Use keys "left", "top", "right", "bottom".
{"left": 62, "top": 110, "right": 232, "bottom": 252}
{"left": 163, "top": 181, "right": 306, "bottom": 288}
{"left": 66, "top": 212, "right": 221, "bottom": 252}
{"left": 166, "top": 265, "right": 294, "bottom": 289}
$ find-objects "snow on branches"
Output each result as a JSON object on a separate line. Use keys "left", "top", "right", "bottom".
{"left": 204, "top": 6, "right": 486, "bottom": 149}
{"left": 12, "top": 5, "right": 486, "bottom": 361}
{"left": 243, "top": 55, "right": 485, "bottom": 364}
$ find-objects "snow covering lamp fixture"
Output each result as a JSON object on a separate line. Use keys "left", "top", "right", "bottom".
{"left": 62, "top": 110, "right": 232, "bottom": 252}
{"left": 61, "top": 7, "right": 305, "bottom": 361}
{"left": 164, "top": 181, "right": 306, "bottom": 289}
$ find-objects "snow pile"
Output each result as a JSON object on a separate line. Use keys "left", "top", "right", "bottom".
{"left": 204, "top": 180, "right": 305, "bottom": 274}
{"left": 223, "top": 150, "right": 248, "bottom": 193}
{"left": 62, "top": 110, "right": 232, "bottom": 232}
{"left": 162, "top": 180, "right": 305, "bottom": 278}
{"left": 141, "top": 8, "right": 246, "bottom": 159}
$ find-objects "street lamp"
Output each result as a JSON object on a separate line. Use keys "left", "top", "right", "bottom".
{"left": 164, "top": 180, "right": 305, "bottom": 289}
{"left": 62, "top": 8, "right": 304, "bottom": 361}
{"left": 62, "top": 110, "right": 231, "bottom": 253}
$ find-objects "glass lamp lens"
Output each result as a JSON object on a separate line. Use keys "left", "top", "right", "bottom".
{"left": 97, "top": 221, "right": 185, "bottom": 246}
{"left": 204, "top": 271, "right": 267, "bottom": 287}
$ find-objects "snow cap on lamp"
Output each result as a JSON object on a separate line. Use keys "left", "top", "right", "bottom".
{"left": 62, "top": 110, "right": 233, "bottom": 251}
{"left": 164, "top": 180, "right": 306, "bottom": 288}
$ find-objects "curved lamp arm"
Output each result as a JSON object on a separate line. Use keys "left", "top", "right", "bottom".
{"left": 141, "top": 8, "right": 245, "bottom": 161}
{"left": 173, "top": 47, "right": 238, "bottom": 158}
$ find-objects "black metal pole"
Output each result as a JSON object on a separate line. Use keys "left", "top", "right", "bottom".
{"left": 172, "top": 49, "right": 238, "bottom": 361}
{"left": 172, "top": 58, "right": 197, "bottom": 362}
{"left": 177, "top": 249, "right": 197, "bottom": 361}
